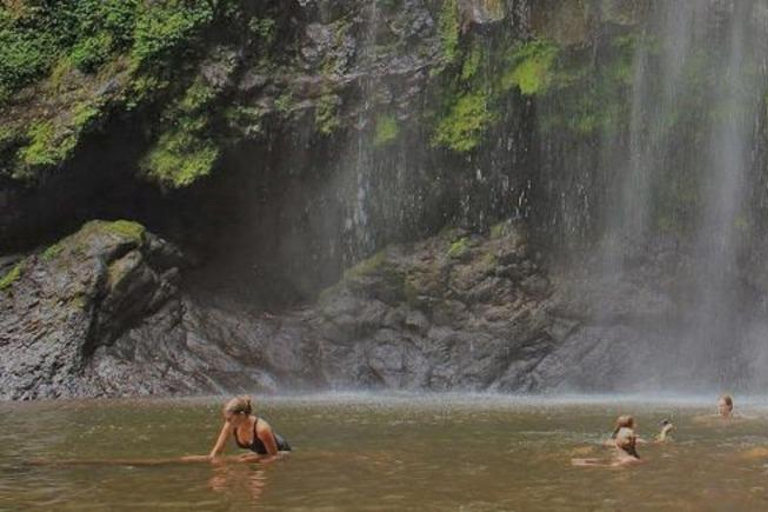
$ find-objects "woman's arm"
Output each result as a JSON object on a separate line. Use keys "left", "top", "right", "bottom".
{"left": 209, "top": 422, "right": 232, "bottom": 458}
{"left": 255, "top": 420, "right": 280, "bottom": 457}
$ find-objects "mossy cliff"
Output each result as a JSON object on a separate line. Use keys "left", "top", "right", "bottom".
{"left": 0, "top": 0, "right": 649, "bottom": 258}
{"left": 6, "top": 1, "right": 768, "bottom": 398}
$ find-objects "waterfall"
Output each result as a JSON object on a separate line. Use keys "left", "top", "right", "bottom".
{"left": 685, "top": 0, "right": 768, "bottom": 386}
{"left": 589, "top": 0, "right": 768, "bottom": 388}
{"left": 602, "top": 2, "right": 706, "bottom": 277}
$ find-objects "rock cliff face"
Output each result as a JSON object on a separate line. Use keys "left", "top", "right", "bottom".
{"left": 0, "top": 221, "right": 183, "bottom": 399}
{"left": 0, "top": 220, "right": 588, "bottom": 398}
{"left": 3, "top": 1, "right": 768, "bottom": 398}
{"left": 6, "top": 217, "right": 726, "bottom": 398}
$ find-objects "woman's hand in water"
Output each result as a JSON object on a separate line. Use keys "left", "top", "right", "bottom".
{"left": 237, "top": 453, "right": 263, "bottom": 463}
{"left": 178, "top": 455, "right": 212, "bottom": 463}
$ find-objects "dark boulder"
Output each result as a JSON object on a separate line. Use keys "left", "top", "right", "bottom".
{"left": 0, "top": 220, "right": 182, "bottom": 399}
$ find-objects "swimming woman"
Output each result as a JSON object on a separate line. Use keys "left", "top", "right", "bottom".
{"left": 717, "top": 394, "right": 734, "bottom": 419}
{"left": 603, "top": 415, "right": 647, "bottom": 446}
{"left": 209, "top": 396, "right": 292, "bottom": 462}
{"left": 694, "top": 394, "right": 742, "bottom": 425}
{"left": 573, "top": 425, "right": 642, "bottom": 467}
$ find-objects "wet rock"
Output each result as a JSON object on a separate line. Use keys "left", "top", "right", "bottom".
{"left": 459, "top": 0, "right": 507, "bottom": 28}
{"left": 0, "top": 220, "right": 182, "bottom": 399}
{"left": 309, "top": 223, "right": 558, "bottom": 392}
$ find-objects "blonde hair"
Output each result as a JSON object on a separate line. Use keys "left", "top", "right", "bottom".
{"left": 611, "top": 415, "right": 635, "bottom": 439}
{"left": 224, "top": 396, "right": 253, "bottom": 416}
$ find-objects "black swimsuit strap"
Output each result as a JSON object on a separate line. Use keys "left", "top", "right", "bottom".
{"left": 234, "top": 416, "right": 260, "bottom": 447}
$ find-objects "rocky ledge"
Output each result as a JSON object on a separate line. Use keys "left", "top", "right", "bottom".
{"left": 2, "top": 219, "right": 698, "bottom": 399}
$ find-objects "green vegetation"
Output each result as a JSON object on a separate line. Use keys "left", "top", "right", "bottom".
{"left": 0, "top": 1, "right": 247, "bottom": 183}
{"left": 433, "top": 91, "right": 494, "bottom": 153}
{"left": 489, "top": 222, "right": 508, "bottom": 239}
{"left": 275, "top": 90, "right": 294, "bottom": 114}
{"left": 42, "top": 242, "right": 64, "bottom": 261}
{"left": 249, "top": 17, "right": 276, "bottom": 44}
{"left": 447, "top": 237, "right": 470, "bottom": 258}
{"left": 346, "top": 251, "right": 389, "bottom": 279}
{"left": 18, "top": 121, "right": 76, "bottom": 170}
{"left": 373, "top": 114, "right": 400, "bottom": 147}
{"left": 437, "top": 0, "right": 460, "bottom": 67}
{"left": 315, "top": 94, "right": 341, "bottom": 136}
{"left": 69, "top": 31, "right": 114, "bottom": 73}
{"left": 503, "top": 41, "right": 559, "bottom": 95}
{"left": 0, "top": 262, "right": 23, "bottom": 291}
{"left": 225, "top": 105, "right": 265, "bottom": 139}
{"left": 141, "top": 127, "right": 219, "bottom": 187}
{"left": 0, "top": 1, "right": 223, "bottom": 102}
{"left": 140, "top": 74, "right": 223, "bottom": 186}
{"left": 131, "top": 3, "right": 215, "bottom": 69}
{"left": 461, "top": 43, "right": 483, "bottom": 82}
{"left": 101, "top": 219, "right": 146, "bottom": 241}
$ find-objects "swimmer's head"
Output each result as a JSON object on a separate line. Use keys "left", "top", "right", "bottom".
{"left": 658, "top": 418, "right": 675, "bottom": 439}
{"left": 224, "top": 396, "right": 253, "bottom": 424}
{"left": 612, "top": 415, "right": 635, "bottom": 438}
{"left": 718, "top": 394, "right": 734, "bottom": 417}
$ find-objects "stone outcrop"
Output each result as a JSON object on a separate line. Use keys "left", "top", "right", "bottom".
{"left": 0, "top": 220, "right": 590, "bottom": 398}
{"left": 0, "top": 221, "right": 182, "bottom": 399}
{"left": 312, "top": 223, "right": 558, "bottom": 390}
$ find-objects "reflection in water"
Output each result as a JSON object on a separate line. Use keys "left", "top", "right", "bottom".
{"left": 209, "top": 463, "right": 268, "bottom": 504}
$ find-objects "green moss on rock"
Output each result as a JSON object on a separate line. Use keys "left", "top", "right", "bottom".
{"left": 103, "top": 220, "right": 146, "bottom": 241}
{"left": 141, "top": 128, "right": 219, "bottom": 188}
{"left": 503, "top": 40, "right": 559, "bottom": 95}
{"left": 447, "top": 237, "right": 470, "bottom": 258}
{"left": 345, "top": 251, "right": 389, "bottom": 279}
{"left": 373, "top": 114, "right": 400, "bottom": 147}
{"left": 437, "top": 0, "right": 460, "bottom": 68}
{"left": 433, "top": 91, "right": 494, "bottom": 153}
{"left": 0, "top": 262, "right": 23, "bottom": 291}
{"left": 18, "top": 121, "right": 77, "bottom": 173}
{"left": 315, "top": 94, "right": 341, "bottom": 136}
{"left": 42, "top": 242, "right": 64, "bottom": 261}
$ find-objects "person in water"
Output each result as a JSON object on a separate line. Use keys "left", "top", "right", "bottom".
{"left": 611, "top": 415, "right": 635, "bottom": 439}
{"left": 656, "top": 419, "right": 675, "bottom": 443}
{"left": 209, "top": 396, "right": 291, "bottom": 461}
{"left": 574, "top": 424, "right": 642, "bottom": 467}
{"left": 603, "top": 415, "right": 647, "bottom": 445}
{"left": 717, "top": 394, "right": 734, "bottom": 419}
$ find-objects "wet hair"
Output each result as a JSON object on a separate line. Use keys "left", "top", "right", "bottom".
{"left": 611, "top": 415, "right": 635, "bottom": 439}
{"left": 224, "top": 396, "right": 253, "bottom": 416}
{"left": 719, "top": 394, "right": 734, "bottom": 411}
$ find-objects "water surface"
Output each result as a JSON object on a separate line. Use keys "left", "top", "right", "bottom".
{"left": 2, "top": 394, "right": 768, "bottom": 511}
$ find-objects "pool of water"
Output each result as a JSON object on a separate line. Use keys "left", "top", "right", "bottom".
{"left": 2, "top": 393, "right": 768, "bottom": 511}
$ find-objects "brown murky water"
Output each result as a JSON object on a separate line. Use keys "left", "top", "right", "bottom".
{"left": 2, "top": 394, "right": 768, "bottom": 511}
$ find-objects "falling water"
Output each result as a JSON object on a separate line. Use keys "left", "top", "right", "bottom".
{"left": 602, "top": 2, "right": 706, "bottom": 276}
{"left": 684, "top": 1, "right": 768, "bottom": 386}
{"left": 341, "top": 0, "right": 380, "bottom": 262}
{"left": 594, "top": 0, "right": 768, "bottom": 388}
